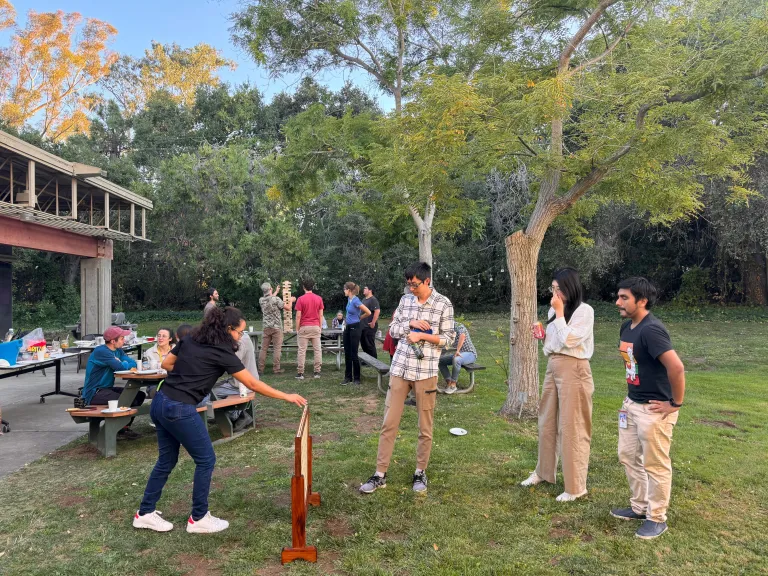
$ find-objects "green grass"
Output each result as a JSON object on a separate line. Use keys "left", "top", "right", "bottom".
{"left": 1, "top": 313, "right": 767, "bottom": 575}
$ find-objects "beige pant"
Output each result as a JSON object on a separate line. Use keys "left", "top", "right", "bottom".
{"left": 535, "top": 354, "right": 594, "bottom": 494}
{"left": 618, "top": 397, "right": 678, "bottom": 523}
{"left": 376, "top": 375, "right": 438, "bottom": 473}
{"left": 297, "top": 325, "right": 322, "bottom": 374}
{"left": 258, "top": 327, "right": 284, "bottom": 373}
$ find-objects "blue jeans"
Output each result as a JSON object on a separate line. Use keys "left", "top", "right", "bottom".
{"left": 439, "top": 352, "right": 477, "bottom": 383}
{"left": 139, "top": 390, "right": 216, "bottom": 521}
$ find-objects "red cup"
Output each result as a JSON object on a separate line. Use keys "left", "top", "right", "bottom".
{"left": 532, "top": 322, "right": 546, "bottom": 340}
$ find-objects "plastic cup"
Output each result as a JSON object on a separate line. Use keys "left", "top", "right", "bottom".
{"left": 108, "top": 400, "right": 119, "bottom": 411}
{"left": 36, "top": 350, "right": 45, "bottom": 361}
{"left": 249, "top": 326, "right": 254, "bottom": 332}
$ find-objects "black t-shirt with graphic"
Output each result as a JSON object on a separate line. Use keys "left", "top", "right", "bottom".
{"left": 618, "top": 313, "right": 674, "bottom": 403}
{"left": 161, "top": 337, "right": 245, "bottom": 405}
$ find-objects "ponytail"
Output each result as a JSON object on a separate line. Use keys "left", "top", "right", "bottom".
{"left": 344, "top": 281, "right": 359, "bottom": 296}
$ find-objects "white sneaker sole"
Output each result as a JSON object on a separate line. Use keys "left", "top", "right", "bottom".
{"left": 359, "top": 483, "right": 386, "bottom": 494}
{"left": 556, "top": 490, "right": 588, "bottom": 502}
{"left": 133, "top": 516, "right": 173, "bottom": 532}
{"left": 186, "top": 521, "right": 229, "bottom": 534}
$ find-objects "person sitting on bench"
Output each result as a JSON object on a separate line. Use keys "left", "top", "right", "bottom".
{"left": 438, "top": 321, "right": 478, "bottom": 394}
{"left": 81, "top": 326, "right": 144, "bottom": 440}
{"left": 212, "top": 323, "right": 259, "bottom": 433}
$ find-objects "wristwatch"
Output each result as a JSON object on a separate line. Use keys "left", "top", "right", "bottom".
{"left": 669, "top": 399, "right": 683, "bottom": 408}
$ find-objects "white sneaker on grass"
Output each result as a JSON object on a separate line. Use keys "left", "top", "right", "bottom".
{"left": 520, "top": 472, "right": 544, "bottom": 487}
{"left": 186, "top": 511, "right": 229, "bottom": 534}
{"left": 133, "top": 510, "right": 173, "bottom": 532}
{"left": 556, "top": 490, "right": 588, "bottom": 502}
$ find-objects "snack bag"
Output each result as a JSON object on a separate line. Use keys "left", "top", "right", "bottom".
{"left": 21, "top": 328, "right": 46, "bottom": 352}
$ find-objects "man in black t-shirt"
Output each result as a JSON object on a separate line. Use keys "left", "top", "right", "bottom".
{"left": 360, "top": 284, "right": 381, "bottom": 358}
{"left": 610, "top": 277, "right": 686, "bottom": 540}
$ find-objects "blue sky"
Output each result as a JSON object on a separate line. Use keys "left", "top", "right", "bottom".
{"left": 8, "top": 0, "right": 390, "bottom": 106}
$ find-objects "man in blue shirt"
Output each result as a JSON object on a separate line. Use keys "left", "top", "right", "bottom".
{"left": 81, "top": 326, "right": 144, "bottom": 439}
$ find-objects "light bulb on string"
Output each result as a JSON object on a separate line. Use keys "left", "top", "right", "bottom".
{"left": 477, "top": 281, "right": 481, "bottom": 286}
{"left": 469, "top": 282, "right": 472, "bottom": 288}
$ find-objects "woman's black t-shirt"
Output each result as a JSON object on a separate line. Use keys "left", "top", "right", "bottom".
{"left": 161, "top": 337, "right": 245, "bottom": 405}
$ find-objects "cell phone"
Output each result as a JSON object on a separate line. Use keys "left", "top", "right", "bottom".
{"left": 411, "top": 328, "right": 433, "bottom": 335}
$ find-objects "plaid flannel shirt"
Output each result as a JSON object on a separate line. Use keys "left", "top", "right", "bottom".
{"left": 389, "top": 290, "right": 455, "bottom": 381}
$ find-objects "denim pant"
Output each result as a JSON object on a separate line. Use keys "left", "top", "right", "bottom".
{"left": 139, "top": 390, "right": 216, "bottom": 521}
{"left": 439, "top": 351, "right": 477, "bottom": 382}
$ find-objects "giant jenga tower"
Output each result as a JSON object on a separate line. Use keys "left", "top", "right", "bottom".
{"left": 282, "top": 281, "right": 294, "bottom": 332}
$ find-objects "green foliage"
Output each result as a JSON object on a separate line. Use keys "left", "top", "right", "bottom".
{"left": 673, "top": 267, "right": 712, "bottom": 308}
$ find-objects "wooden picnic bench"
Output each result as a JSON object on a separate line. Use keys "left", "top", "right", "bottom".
{"left": 68, "top": 405, "right": 139, "bottom": 458}
{"left": 438, "top": 360, "right": 486, "bottom": 394}
{"left": 358, "top": 352, "right": 391, "bottom": 394}
{"left": 196, "top": 392, "right": 257, "bottom": 443}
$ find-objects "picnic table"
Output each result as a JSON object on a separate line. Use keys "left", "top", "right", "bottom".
{"left": 0, "top": 351, "right": 88, "bottom": 403}
{"left": 249, "top": 329, "right": 344, "bottom": 370}
{"left": 69, "top": 339, "right": 153, "bottom": 370}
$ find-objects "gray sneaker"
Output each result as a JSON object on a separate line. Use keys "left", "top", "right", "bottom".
{"left": 233, "top": 412, "right": 254, "bottom": 433}
{"left": 635, "top": 520, "right": 668, "bottom": 540}
{"left": 359, "top": 473, "right": 386, "bottom": 494}
{"left": 610, "top": 507, "right": 647, "bottom": 521}
{"left": 412, "top": 471, "right": 428, "bottom": 493}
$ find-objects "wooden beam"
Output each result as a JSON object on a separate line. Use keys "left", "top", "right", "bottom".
{"left": 0, "top": 215, "right": 113, "bottom": 259}
{"left": 27, "top": 160, "right": 35, "bottom": 207}
{"left": 55, "top": 180, "right": 59, "bottom": 216}
{"left": 130, "top": 204, "right": 135, "bottom": 236}
{"left": 71, "top": 178, "right": 77, "bottom": 219}
{"left": 141, "top": 208, "right": 146, "bottom": 239}
{"left": 104, "top": 192, "right": 109, "bottom": 229}
{"left": 9, "top": 161, "right": 12, "bottom": 205}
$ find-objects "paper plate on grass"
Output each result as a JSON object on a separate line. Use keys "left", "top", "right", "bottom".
{"left": 449, "top": 427, "right": 468, "bottom": 436}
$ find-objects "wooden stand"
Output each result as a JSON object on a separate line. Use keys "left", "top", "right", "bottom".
{"left": 281, "top": 406, "right": 321, "bottom": 564}
{"left": 282, "top": 281, "right": 293, "bottom": 332}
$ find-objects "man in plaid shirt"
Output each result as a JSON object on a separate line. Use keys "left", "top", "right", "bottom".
{"left": 360, "top": 262, "right": 455, "bottom": 494}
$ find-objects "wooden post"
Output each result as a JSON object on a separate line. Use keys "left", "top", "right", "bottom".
{"left": 141, "top": 208, "right": 146, "bottom": 239}
{"left": 9, "top": 161, "right": 13, "bottom": 205}
{"left": 130, "top": 204, "right": 135, "bottom": 236}
{"left": 71, "top": 178, "right": 78, "bottom": 220}
{"left": 27, "top": 160, "right": 35, "bottom": 208}
{"left": 55, "top": 180, "right": 59, "bottom": 216}
{"left": 104, "top": 193, "right": 110, "bottom": 229}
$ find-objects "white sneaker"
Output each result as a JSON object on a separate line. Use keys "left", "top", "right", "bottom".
{"left": 133, "top": 510, "right": 173, "bottom": 532}
{"left": 520, "top": 472, "right": 544, "bottom": 487}
{"left": 556, "top": 490, "right": 588, "bottom": 502}
{"left": 186, "top": 511, "right": 229, "bottom": 534}
{"left": 445, "top": 385, "right": 457, "bottom": 395}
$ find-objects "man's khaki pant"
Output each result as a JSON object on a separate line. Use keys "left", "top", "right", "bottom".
{"left": 376, "top": 375, "right": 438, "bottom": 473}
{"left": 535, "top": 354, "right": 594, "bottom": 494}
{"left": 297, "top": 325, "right": 322, "bottom": 374}
{"left": 618, "top": 397, "right": 678, "bottom": 523}
{"left": 258, "top": 327, "right": 283, "bottom": 373}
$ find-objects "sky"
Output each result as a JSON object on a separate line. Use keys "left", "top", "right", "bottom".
{"left": 7, "top": 0, "right": 391, "bottom": 107}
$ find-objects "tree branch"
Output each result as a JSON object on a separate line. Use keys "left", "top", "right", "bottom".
{"left": 558, "top": 0, "right": 622, "bottom": 74}
{"left": 567, "top": 12, "right": 640, "bottom": 76}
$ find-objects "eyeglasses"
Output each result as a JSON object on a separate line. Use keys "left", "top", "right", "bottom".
{"left": 231, "top": 328, "right": 244, "bottom": 336}
{"left": 548, "top": 285, "right": 561, "bottom": 294}
{"left": 406, "top": 280, "right": 423, "bottom": 289}
{"left": 156, "top": 333, "right": 169, "bottom": 339}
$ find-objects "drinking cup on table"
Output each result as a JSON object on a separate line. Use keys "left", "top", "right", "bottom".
{"left": 36, "top": 350, "right": 45, "bottom": 361}
{"left": 108, "top": 400, "right": 119, "bottom": 411}
{"left": 249, "top": 326, "right": 254, "bottom": 333}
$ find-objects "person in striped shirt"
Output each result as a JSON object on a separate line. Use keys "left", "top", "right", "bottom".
{"left": 359, "top": 262, "right": 455, "bottom": 495}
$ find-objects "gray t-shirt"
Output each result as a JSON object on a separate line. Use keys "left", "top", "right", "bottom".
{"left": 203, "top": 301, "right": 217, "bottom": 318}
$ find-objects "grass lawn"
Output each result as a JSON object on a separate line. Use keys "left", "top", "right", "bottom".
{"left": 1, "top": 312, "right": 767, "bottom": 575}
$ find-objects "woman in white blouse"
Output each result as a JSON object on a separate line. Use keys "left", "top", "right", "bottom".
{"left": 521, "top": 267, "right": 595, "bottom": 502}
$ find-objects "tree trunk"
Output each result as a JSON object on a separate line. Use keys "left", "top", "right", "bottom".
{"left": 418, "top": 222, "right": 433, "bottom": 269}
{"left": 500, "top": 230, "right": 544, "bottom": 419}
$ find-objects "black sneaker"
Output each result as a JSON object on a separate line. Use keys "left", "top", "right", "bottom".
{"left": 117, "top": 427, "right": 140, "bottom": 440}
{"left": 233, "top": 412, "right": 254, "bottom": 433}
{"left": 340, "top": 379, "right": 353, "bottom": 386}
{"left": 353, "top": 379, "right": 361, "bottom": 386}
{"left": 404, "top": 398, "right": 417, "bottom": 407}
{"left": 313, "top": 372, "right": 321, "bottom": 379}
{"left": 610, "top": 507, "right": 647, "bottom": 521}
{"left": 295, "top": 373, "right": 305, "bottom": 380}
{"left": 359, "top": 473, "right": 386, "bottom": 494}
{"left": 412, "top": 471, "right": 428, "bottom": 493}
{"left": 635, "top": 520, "right": 668, "bottom": 540}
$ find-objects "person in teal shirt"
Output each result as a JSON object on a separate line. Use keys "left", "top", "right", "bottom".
{"left": 81, "top": 326, "right": 143, "bottom": 439}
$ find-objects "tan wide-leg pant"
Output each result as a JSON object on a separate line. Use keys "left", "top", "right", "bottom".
{"left": 376, "top": 375, "right": 438, "bottom": 473}
{"left": 535, "top": 354, "right": 594, "bottom": 494}
{"left": 297, "top": 326, "right": 322, "bottom": 374}
{"left": 618, "top": 397, "right": 678, "bottom": 523}
{"left": 258, "top": 327, "right": 283, "bottom": 373}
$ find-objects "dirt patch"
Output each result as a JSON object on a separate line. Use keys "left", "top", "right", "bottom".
{"left": 324, "top": 517, "right": 354, "bottom": 538}
{"left": 719, "top": 410, "right": 744, "bottom": 417}
{"left": 548, "top": 528, "right": 573, "bottom": 540}
{"left": 272, "top": 492, "right": 292, "bottom": 509}
{"left": 168, "top": 500, "right": 191, "bottom": 518}
{"left": 354, "top": 414, "right": 380, "bottom": 434}
{"left": 57, "top": 494, "right": 88, "bottom": 508}
{"left": 580, "top": 533, "right": 594, "bottom": 542}
{"left": 696, "top": 419, "right": 738, "bottom": 429}
{"left": 174, "top": 553, "right": 222, "bottom": 576}
{"left": 362, "top": 394, "right": 379, "bottom": 414}
{"left": 255, "top": 563, "right": 286, "bottom": 576}
{"left": 50, "top": 443, "right": 99, "bottom": 460}
{"left": 214, "top": 466, "right": 257, "bottom": 480}
{"left": 378, "top": 531, "right": 406, "bottom": 541}
{"left": 550, "top": 515, "right": 567, "bottom": 527}
{"left": 314, "top": 432, "right": 341, "bottom": 444}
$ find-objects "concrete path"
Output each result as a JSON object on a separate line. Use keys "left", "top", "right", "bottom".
{"left": 0, "top": 358, "right": 88, "bottom": 478}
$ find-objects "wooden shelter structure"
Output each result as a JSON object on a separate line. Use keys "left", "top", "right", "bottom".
{"left": 0, "top": 130, "right": 152, "bottom": 336}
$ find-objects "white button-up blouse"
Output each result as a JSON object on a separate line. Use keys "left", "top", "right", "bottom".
{"left": 542, "top": 302, "right": 594, "bottom": 360}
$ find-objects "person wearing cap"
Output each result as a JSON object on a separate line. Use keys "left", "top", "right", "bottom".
{"left": 81, "top": 326, "right": 144, "bottom": 439}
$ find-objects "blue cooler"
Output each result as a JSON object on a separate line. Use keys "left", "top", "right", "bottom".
{"left": 0, "top": 340, "right": 23, "bottom": 366}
